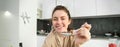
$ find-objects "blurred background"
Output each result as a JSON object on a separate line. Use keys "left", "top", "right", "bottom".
{"left": 0, "top": 0, "right": 120, "bottom": 47}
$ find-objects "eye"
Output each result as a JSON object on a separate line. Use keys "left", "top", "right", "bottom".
{"left": 61, "top": 17, "right": 65, "bottom": 20}
{"left": 53, "top": 17, "right": 58, "bottom": 21}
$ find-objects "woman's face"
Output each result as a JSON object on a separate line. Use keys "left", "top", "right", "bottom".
{"left": 52, "top": 10, "right": 71, "bottom": 33}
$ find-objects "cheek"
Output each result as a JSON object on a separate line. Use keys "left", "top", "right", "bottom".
{"left": 63, "top": 21, "right": 70, "bottom": 27}
{"left": 52, "top": 21, "right": 56, "bottom": 26}
{"left": 52, "top": 21, "right": 58, "bottom": 28}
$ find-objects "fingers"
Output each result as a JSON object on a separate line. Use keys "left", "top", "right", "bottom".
{"left": 74, "top": 22, "right": 92, "bottom": 44}
{"left": 76, "top": 22, "right": 92, "bottom": 40}
{"left": 76, "top": 28, "right": 91, "bottom": 39}
{"left": 78, "top": 28, "right": 91, "bottom": 36}
{"left": 81, "top": 22, "right": 92, "bottom": 30}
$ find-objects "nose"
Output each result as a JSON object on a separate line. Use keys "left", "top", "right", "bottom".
{"left": 56, "top": 19, "right": 62, "bottom": 24}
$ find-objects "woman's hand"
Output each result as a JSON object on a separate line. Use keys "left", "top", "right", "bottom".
{"left": 75, "top": 22, "right": 92, "bottom": 45}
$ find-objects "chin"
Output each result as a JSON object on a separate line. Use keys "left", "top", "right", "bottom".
{"left": 56, "top": 30, "right": 63, "bottom": 32}
{"left": 55, "top": 28, "right": 67, "bottom": 32}
{"left": 55, "top": 29, "right": 63, "bottom": 33}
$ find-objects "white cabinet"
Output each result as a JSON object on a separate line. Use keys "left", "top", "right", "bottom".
{"left": 82, "top": 39, "right": 109, "bottom": 47}
{"left": 74, "top": 0, "right": 120, "bottom": 16}
{"left": 42, "top": 0, "right": 74, "bottom": 19}
{"left": 74, "top": 0, "right": 120, "bottom": 17}
{"left": 42, "top": 0, "right": 96, "bottom": 19}
{"left": 57, "top": 0, "right": 74, "bottom": 17}
{"left": 74, "top": 0, "right": 96, "bottom": 17}
{"left": 96, "top": 0, "right": 120, "bottom": 15}
{"left": 42, "top": 0, "right": 120, "bottom": 19}
{"left": 57, "top": 0, "right": 96, "bottom": 17}
{"left": 42, "top": 0, "right": 56, "bottom": 19}
{"left": 37, "top": 36, "right": 46, "bottom": 47}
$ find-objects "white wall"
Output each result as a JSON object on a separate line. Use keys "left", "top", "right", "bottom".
{"left": 0, "top": 0, "right": 39, "bottom": 47}
{"left": 0, "top": 0, "right": 19, "bottom": 47}
{"left": 19, "top": 0, "right": 37, "bottom": 47}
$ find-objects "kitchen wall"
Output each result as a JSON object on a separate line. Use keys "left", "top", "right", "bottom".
{"left": 37, "top": 19, "right": 51, "bottom": 33}
{"left": 0, "top": 0, "right": 19, "bottom": 47}
{"left": 72, "top": 16, "right": 120, "bottom": 37}
{"left": 0, "top": 0, "right": 37, "bottom": 47}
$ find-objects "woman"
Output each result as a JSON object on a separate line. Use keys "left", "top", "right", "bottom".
{"left": 42, "top": 5, "right": 92, "bottom": 47}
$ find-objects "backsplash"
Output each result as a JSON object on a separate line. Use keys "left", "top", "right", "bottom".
{"left": 37, "top": 17, "right": 120, "bottom": 37}
{"left": 71, "top": 17, "right": 120, "bottom": 37}
{"left": 37, "top": 19, "right": 51, "bottom": 33}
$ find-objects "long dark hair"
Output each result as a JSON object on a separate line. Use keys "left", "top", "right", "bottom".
{"left": 51, "top": 5, "right": 73, "bottom": 32}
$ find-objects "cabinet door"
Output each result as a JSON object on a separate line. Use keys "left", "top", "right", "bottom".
{"left": 96, "top": 0, "right": 120, "bottom": 15}
{"left": 42, "top": 0, "right": 56, "bottom": 19}
{"left": 56, "top": 0, "right": 74, "bottom": 17}
{"left": 82, "top": 39, "right": 109, "bottom": 47}
{"left": 74, "top": 0, "right": 96, "bottom": 17}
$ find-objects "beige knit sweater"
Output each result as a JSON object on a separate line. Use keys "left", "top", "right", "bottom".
{"left": 42, "top": 29, "right": 81, "bottom": 47}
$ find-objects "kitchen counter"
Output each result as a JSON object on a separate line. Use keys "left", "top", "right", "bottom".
{"left": 37, "top": 33, "right": 120, "bottom": 39}
{"left": 37, "top": 35, "right": 120, "bottom": 47}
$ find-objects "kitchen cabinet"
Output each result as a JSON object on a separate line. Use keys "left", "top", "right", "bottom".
{"left": 57, "top": 0, "right": 120, "bottom": 17}
{"left": 74, "top": 0, "right": 120, "bottom": 17}
{"left": 37, "top": 36, "right": 46, "bottom": 47}
{"left": 57, "top": 0, "right": 96, "bottom": 17}
{"left": 74, "top": 0, "right": 96, "bottom": 17}
{"left": 42, "top": 0, "right": 74, "bottom": 19}
{"left": 41, "top": 0, "right": 120, "bottom": 19}
{"left": 96, "top": 0, "right": 120, "bottom": 15}
{"left": 42, "top": 0, "right": 56, "bottom": 19}
{"left": 42, "top": 0, "right": 97, "bottom": 19}
{"left": 82, "top": 39, "right": 109, "bottom": 47}
{"left": 56, "top": 0, "right": 74, "bottom": 17}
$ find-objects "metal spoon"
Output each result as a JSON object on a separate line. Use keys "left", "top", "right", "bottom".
{"left": 61, "top": 30, "right": 78, "bottom": 36}
{"left": 61, "top": 33, "right": 73, "bottom": 36}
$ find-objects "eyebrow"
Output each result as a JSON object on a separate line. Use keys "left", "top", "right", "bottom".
{"left": 53, "top": 17, "right": 57, "bottom": 19}
{"left": 61, "top": 16, "right": 65, "bottom": 17}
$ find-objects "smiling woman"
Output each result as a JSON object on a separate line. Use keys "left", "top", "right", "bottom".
{"left": 42, "top": 5, "right": 92, "bottom": 47}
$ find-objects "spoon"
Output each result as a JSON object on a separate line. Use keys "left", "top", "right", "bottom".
{"left": 61, "top": 33, "right": 74, "bottom": 36}
{"left": 61, "top": 30, "right": 78, "bottom": 36}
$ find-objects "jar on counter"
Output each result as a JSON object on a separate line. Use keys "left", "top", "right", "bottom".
{"left": 117, "top": 40, "right": 120, "bottom": 47}
{"left": 108, "top": 38, "right": 117, "bottom": 47}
